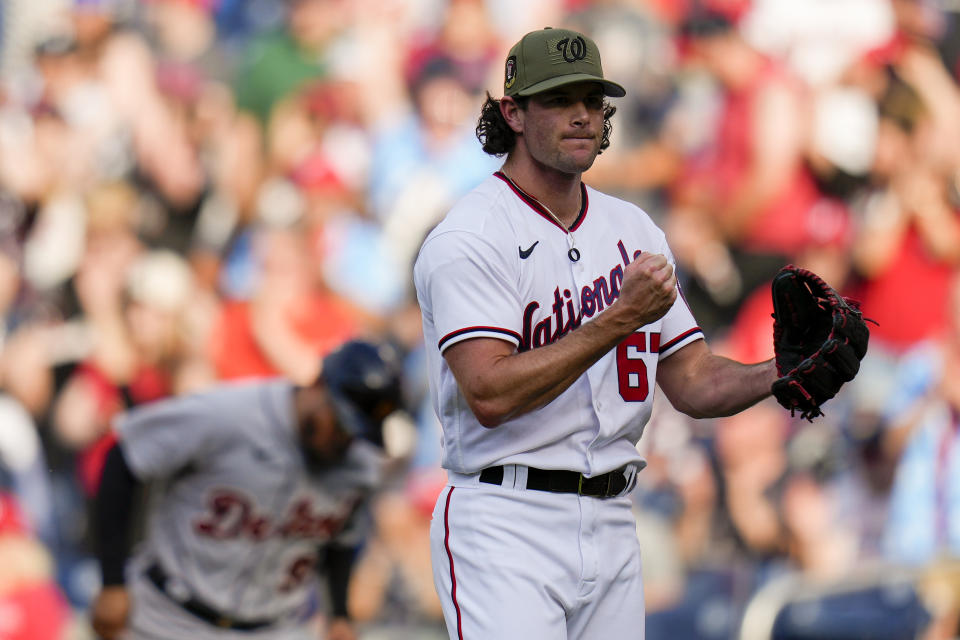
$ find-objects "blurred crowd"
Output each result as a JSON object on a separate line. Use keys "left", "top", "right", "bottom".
{"left": 2, "top": 0, "right": 960, "bottom": 638}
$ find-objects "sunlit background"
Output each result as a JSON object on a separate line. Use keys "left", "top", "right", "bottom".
{"left": 2, "top": 0, "right": 960, "bottom": 638}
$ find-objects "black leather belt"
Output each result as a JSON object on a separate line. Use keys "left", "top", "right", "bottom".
{"left": 146, "top": 562, "right": 275, "bottom": 631}
{"left": 479, "top": 465, "right": 628, "bottom": 498}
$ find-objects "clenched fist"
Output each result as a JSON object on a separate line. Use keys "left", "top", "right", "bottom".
{"left": 614, "top": 252, "right": 678, "bottom": 330}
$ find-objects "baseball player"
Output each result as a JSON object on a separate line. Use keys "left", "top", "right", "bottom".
{"left": 413, "top": 28, "right": 780, "bottom": 639}
{"left": 89, "top": 339, "right": 404, "bottom": 640}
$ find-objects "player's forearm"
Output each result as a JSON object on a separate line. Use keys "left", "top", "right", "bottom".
{"left": 669, "top": 355, "right": 777, "bottom": 419}
{"left": 455, "top": 308, "right": 640, "bottom": 427}
{"left": 507, "top": 321, "right": 626, "bottom": 414}
{"left": 323, "top": 544, "right": 358, "bottom": 619}
{"left": 96, "top": 443, "right": 141, "bottom": 586}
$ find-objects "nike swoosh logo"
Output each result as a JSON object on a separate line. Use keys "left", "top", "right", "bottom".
{"left": 519, "top": 241, "right": 539, "bottom": 259}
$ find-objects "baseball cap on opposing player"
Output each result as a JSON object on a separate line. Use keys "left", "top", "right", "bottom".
{"left": 322, "top": 340, "right": 403, "bottom": 448}
{"left": 503, "top": 27, "right": 626, "bottom": 98}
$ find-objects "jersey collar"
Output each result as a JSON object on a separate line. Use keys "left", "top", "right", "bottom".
{"left": 494, "top": 171, "right": 589, "bottom": 233}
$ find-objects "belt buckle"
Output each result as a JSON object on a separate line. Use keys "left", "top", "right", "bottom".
{"left": 216, "top": 617, "right": 233, "bottom": 629}
{"left": 579, "top": 471, "right": 620, "bottom": 497}
{"left": 577, "top": 473, "right": 612, "bottom": 497}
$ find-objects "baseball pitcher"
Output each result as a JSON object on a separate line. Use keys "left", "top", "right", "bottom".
{"left": 413, "top": 27, "right": 868, "bottom": 640}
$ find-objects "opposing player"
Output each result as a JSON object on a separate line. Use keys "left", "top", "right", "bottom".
{"left": 89, "top": 339, "right": 404, "bottom": 640}
{"left": 413, "top": 27, "right": 784, "bottom": 639}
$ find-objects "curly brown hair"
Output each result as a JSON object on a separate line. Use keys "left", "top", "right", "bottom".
{"left": 475, "top": 92, "right": 617, "bottom": 157}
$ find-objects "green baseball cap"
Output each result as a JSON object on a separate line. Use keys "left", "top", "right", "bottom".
{"left": 503, "top": 27, "right": 626, "bottom": 98}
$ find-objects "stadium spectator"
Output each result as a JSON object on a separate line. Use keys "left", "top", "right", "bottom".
{"left": 884, "top": 272, "right": 960, "bottom": 565}
{"left": 1, "top": 1, "right": 960, "bottom": 637}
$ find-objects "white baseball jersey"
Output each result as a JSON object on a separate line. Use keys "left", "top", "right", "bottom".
{"left": 414, "top": 172, "right": 703, "bottom": 477}
{"left": 415, "top": 172, "right": 704, "bottom": 640}
{"left": 115, "top": 379, "right": 382, "bottom": 639}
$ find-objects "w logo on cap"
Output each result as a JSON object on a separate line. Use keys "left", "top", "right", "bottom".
{"left": 556, "top": 37, "right": 587, "bottom": 63}
{"left": 502, "top": 27, "right": 626, "bottom": 98}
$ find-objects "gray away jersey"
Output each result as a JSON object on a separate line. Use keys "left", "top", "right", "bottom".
{"left": 115, "top": 379, "right": 383, "bottom": 626}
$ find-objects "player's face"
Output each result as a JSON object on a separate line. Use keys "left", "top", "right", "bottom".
{"left": 520, "top": 82, "right": 605, "bottom": 174}
{"left": 298, "top": 391, "right": 353, "bottom": 469}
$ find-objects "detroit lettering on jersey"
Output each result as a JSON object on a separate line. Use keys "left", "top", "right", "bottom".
{"left": 193, "top": 489, "right": 360, "bottom": 542}
{"left": 520, "top": 238, "right": 641, "bottom": 351}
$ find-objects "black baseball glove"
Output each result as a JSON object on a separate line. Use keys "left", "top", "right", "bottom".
{"left": 770, "top": 265, "right": 871, "bottom": 421}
